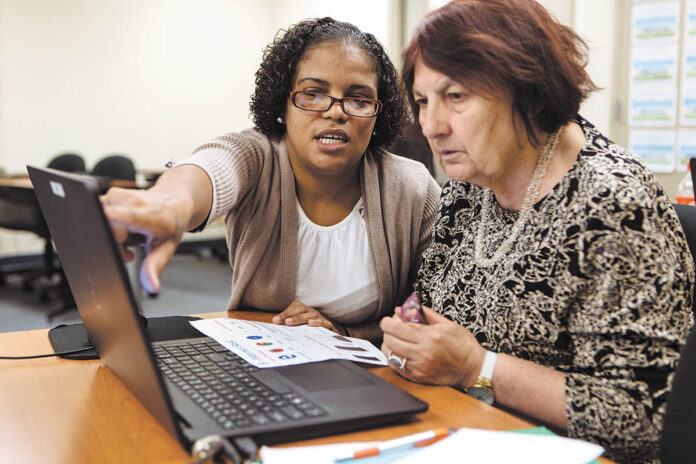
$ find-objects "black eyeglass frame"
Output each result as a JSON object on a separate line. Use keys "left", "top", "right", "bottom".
{"left": 290, "top": 91, "right": 382, "bottom": 118}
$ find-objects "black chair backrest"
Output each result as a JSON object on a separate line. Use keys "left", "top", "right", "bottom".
{"left": 662, "top": 203, "right": 696, "bottom": 463}
{"left": 661, "top": 322, "right": 696, "bottom": 463}
{"left": 47, "top": 153, "right": 86, "bottom": 173}
{"left": 673, "top": 203, "right": 696, "bottom": 316}
{"left": 0, "top": 185, "right": 50, "bottom": 237}
{"left": 91, "top": 155, "right": 136, "bottom": 181}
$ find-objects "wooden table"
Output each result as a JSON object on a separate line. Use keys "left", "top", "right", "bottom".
{"left": 0, "top": 311, "right": 611, "bottom": 463}
{"left": 0, "top": 174, "right": 144, "bottom": 190}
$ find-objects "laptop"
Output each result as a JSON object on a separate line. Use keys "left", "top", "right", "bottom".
{"left": 27, "top": 165, "right": 427, "bottom": 452}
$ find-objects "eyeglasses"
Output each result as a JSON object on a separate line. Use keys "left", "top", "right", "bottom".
{"left": 290, "top": 91, "right": 382, "bottom": 118}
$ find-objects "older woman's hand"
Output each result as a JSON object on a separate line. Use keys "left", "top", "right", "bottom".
{"left": 273, "top": 301, "right": 341, "bottom": 333}
{"left": 380, "top": 306, "right": 486, "bottom": 390}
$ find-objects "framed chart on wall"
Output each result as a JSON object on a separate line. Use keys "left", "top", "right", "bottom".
{"left": 628, "top": 0, "right": 696, "bottom": 173}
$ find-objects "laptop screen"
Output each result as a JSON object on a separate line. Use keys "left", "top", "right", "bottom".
{"left": 27, "top": 166, "right": 183, "bottom": 442}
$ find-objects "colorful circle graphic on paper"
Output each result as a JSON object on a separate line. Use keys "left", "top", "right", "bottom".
{"left": 246, "top": 335, "right": 262, "bottom": 340}
{"left": 270, "top": 349, "right": 283, "bottom": 353}
{"left": 256, "top": 342, "right": 272, "bottom": 346}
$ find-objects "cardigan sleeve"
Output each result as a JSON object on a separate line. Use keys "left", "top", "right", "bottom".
{"left": 410, "top": 176, "right": 442, "bottom": 286}
{"left": 175, "top": 129, "right": 272, "bottom": 227}
{"left": 563, "top": 197, "right": 694, "bottom": 462}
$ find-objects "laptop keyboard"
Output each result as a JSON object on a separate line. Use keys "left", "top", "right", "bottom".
{"left": 154, "top": 339, "right": 327, "bottom": 430}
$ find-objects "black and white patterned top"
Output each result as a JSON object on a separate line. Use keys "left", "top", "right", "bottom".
{"left": 418, "top": 117, "right": 694, "bottom": 463}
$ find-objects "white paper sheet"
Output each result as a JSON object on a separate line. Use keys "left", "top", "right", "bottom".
{"left": 258, "top": 429, "right": 603, "bottom": 464}
{"left": 630, "top": 45, "right": 678, "bottom": 87}
{"left": 631, "top": 1, "right": 680, "bottom": 45}
{"left": 259, "top": 441, "right": 420, "bottom": 464}
{"left": 629, "top": 128, "right": 677, "bottom": 172}
{"left": 678, "top": 129, "right": 696, "bottom": 168}
{"left": 394, "top": 428, "right": 604, "bottom": 464}
{"left": 190, "top": 318, "right": 387, "bottom": 368}
{"left": 628, "top": 87, "right": 677, "bottom": 127}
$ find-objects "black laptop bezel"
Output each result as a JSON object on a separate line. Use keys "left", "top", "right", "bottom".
{"left": 27, "top": 165, "right": 190, "bottom": 447}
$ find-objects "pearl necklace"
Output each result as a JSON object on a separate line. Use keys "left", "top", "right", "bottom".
{"left": 473, "top": 129, "right": 561, "bottom": 268}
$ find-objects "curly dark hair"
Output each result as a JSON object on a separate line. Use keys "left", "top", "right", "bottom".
{"left": 250, "top": 17, "right": 407, "bottom": 151}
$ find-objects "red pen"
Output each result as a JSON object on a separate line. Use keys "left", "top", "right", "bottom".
{"left": 334, "top": 427, "right": 453, "bottom": 462}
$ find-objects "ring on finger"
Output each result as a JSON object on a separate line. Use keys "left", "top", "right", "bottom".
{"left": 388, "top": 351, "right": 407, "bottom": 370}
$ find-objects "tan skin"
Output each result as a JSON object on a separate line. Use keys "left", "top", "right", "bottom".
{"left": 379, "top": 60, "right": 586, "bottom": 430}
{"left": 103, "top": 165, "right": 212, "bottom": 293}
{"left": 103, "top": 41, "right": 382, "bottom": 338}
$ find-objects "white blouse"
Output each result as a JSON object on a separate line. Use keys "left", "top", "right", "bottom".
{"left": 294, "top": 197, "right": 378, "bottom": 324}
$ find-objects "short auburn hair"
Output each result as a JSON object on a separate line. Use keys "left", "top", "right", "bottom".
{"left": 402, "top": 0, "right": 598, "bottom": 146}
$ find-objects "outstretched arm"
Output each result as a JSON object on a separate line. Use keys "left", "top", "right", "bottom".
{"left": 102, "top": 164, "right": 212, "bottom": 293}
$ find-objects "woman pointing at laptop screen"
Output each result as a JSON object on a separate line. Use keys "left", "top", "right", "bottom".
{"left": 102, "top": 17, "right": 440, "bottom": 345}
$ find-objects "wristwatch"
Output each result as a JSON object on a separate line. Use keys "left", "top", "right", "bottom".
{"left": 466, "top": 350, "right": 497, "bottom": 405}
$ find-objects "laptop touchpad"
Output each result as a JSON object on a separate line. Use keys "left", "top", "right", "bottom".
{"left": 280, "top": 362, "right": 373, "bottom": 392}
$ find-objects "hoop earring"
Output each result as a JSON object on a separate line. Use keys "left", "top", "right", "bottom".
{"left": 277, "top": 117, "right": 285, "bottom": 124}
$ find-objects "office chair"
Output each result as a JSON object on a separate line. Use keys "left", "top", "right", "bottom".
{"left": 0, "top": 184, "right": 57, "bottom": 291}
{"left": 661, "top": 321, "right": 696, "bottom": 463}
{"left": 0, "top": 155, "right": 88, "bottom": 317}
{"left": 672, "top": 203, "right": 696, "bottom": 315}
{"left": 661, "top": 203, "right": 696, "bottom": 462}
{"left": 47, "top": 153, "right": 86, "bottom": 173}
{"left": 91, "top": 154, "right": 136, "bottom": 181}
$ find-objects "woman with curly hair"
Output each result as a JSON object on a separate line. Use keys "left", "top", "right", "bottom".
{"left": 102, "top": 17, "right": 441, "bottom": 343}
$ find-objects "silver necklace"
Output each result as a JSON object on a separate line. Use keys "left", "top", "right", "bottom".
{"left": 473, "top": 129, "right": 561, "bottom": 268}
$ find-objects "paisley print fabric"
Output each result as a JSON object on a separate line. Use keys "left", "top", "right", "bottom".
{"left": 418, "top": 117, "right": 694, "bottom": 463}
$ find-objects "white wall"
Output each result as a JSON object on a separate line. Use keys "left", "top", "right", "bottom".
{"left": 0, "top": 0, "right": 619, "bottom": 176}
{"left": 274, "top": 0, "right": 400, "bottom": 61}
{"left": 0, "top": 0, "right": 399, "bottom": 255}
{"left": 0, "top": 0, "right": 399, "bottom": 175}
{"left": 0, "top": 0, "right": 620, "bottom": 255}
{"left": 0, "top": 0, "right": 260, "bottom": 173}
{"left": 572, "top": 0, "right": 617, "bottom": 137}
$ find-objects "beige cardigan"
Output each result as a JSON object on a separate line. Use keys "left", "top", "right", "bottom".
{"left": 180, "top": 129, "right": 441, "bottom": 323}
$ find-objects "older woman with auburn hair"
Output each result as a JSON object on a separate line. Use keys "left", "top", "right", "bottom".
{"left": 380, "top": 1, "right": 694, "bottom": 462}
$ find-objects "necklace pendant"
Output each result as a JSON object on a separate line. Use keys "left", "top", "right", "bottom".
{"left": 472, "top": 130, "right": 561, "bottom": 268}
